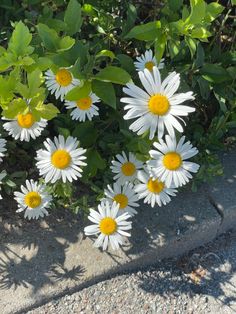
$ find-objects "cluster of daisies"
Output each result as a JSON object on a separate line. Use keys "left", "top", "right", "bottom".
{"left": 85, "top": 50, "right": 200, "bottom": 251}
{"left": 0, "top": 49, "right": 200, "bottom": 251}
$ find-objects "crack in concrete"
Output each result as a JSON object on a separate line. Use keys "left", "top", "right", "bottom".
{"left": 207, "top": 195, "right": 224, "bottom": 221}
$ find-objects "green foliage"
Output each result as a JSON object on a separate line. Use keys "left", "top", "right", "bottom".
{"left": 0, "top": 0, "right": 235, "bottom": 212}
{"left": 126, "top": 21, "right": 161, "bottom": 41}
{"left": 91, "top": 80, "right": 116, "bottom": 109}
{"left": 94, "top": 66, "right": 131, "bottom": 85}
{"left": 8, "top": 21, "right": 33, "bottom": 57}
{"left": 37, "top": 23, "right": 75, "bottom": 52}
{"left": 65, "top": 81, "right": 92, "bottom": 101}
{"left": 64, "top": 0, "right": 82, "bottom": 35}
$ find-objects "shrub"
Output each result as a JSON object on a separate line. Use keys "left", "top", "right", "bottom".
{"left": 0, "top": 0, "right": 235, "bottom": 250}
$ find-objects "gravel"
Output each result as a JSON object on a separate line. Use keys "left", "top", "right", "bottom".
{"left": 28, "top": 231, "right": 236, "bottom": 314}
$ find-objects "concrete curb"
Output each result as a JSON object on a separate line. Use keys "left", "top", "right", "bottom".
{"left": 0, "top": 149, "right": 236, "bottom": 314}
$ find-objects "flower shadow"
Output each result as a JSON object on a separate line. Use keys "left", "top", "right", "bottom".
{"left": 0, "top": 201, "right": 86, "bottom": 298}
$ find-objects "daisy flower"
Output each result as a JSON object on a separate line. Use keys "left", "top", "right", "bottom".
{"left": 3, "top": 113, "right": 47, "bottom": 142}
{"left": 104, "top": 182, "right": 139, "bottom": 216}
{"left": 135, "top": 168, "right": 177, "bottom": 208}
{"left": 14, "top": 179, "right": 52, "bottom": 220}
{"left": 36, "top": 135, "right": 87, "bottom": 183}
{"left": 45, "top": 68, "right": 80, "bottom": 101}
{"left": 110, "top": 151, "right": 143, "bottom": 184}
{"left": 147, "top": 135, "right": 200, "bottom": 188}
{"left": 121, "top": 66, "right": 195, "bottom": 140}
{"left": 0, "top": 135, "right": 7, "bottom": 162}
{"left": 134, "top": 49, "right": 164, "bottom": 72}
{"left": 64, "top": 92, "right": 100, "bottom": 121}
{"left": 84, "top": 200, "right": 132, "bottom": 250}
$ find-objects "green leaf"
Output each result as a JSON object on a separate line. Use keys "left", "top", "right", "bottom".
{"left": 83, "top": 149, "right": 106, "bottom": 177}
{"left": 27, "top": 69, "right": 44, "bottom": 97}
{"left": 155, "top": 31, "right": 167, "bottom": 62}
{"left": 64, "top": 0, "right": 82, "bottom": 35}
{"left": 27, "top": 57, "right": 53, "bottom": 71}
{"left": 185, "top": 0, "right": 206, "bottom": 25}
{"left": 116, "top": 54, "right": 136, "bottom": 74}
{"left": 185, "top": 36, "right": 196, "bottom": 58}
{"left": 37, "top": 23, "right": 75, "bottom": 53}
{"left": 168, "top": 39, "right": 181, "bottom": 58}
{"left": 33, "top": 103, "right": 60, "bottom": 120}
{"left": 57, "top": 36, "right": 75, "bottom": 52}
{"left": 8, "top": 21, "right": 33, "bottom": 57}
{"left": 169, "top": 20, "right": 187, "bottom": 35}
{"left": 5, "top": 179, "right": 16, "bottom": 188}
{"left": 121, "top": 3, "right": 137, "bottom": 37}
{"left": 96, "top": 50, "right": 115, "bottom": 61}
{"left": 95, "top": 66, "right": 131, "bottom": 85}
{"left": 125, "top": 21, "right": 161, "bottom": 41}
{"left": 65, "top": 81, "right": 91, "bottom": 101}
{"left": 226, "top": 121, "right": 236, "bottom": 128}
{"left": 0, "top": 74, "right": 17, "bottom": 106}
{"left": 72, "top": 121, "right": 98, "bottom": 147}
{"left": 168, "top": 0, "right": 183, "bottom": 11}
{"left": 16, "top": 69, "right": 44, "bottom": 99}
{"left": 3, "top": 98, "right": 28, "bottom": 118}
{"left": 0, "top": 46, "right": 6, "bottom": 56}
{"left": 214, "top": 92, "right": 227, "bottom": 113}
{"left": 92, "top": 80, "right": 116, "bottom": 109}
{"left": 57, "top": 127, "right": 71, "bottom": 138}
{"left": 21, "top": 56, "right": 35, "bottom": 66}
{"left": 205, "top": 3, "right": 224, "bottom": 22}
{"left": 191, "top": 27, "right": 211, "bottom": 39}
{"left": 195, "top": 43, "right": 205, "bottom": 68}
{"left": 0, "top": 53, "right": 17, "bottom": 72}
{"left": 37, "top": 23, "right": 59, "bottom": 51}
{"left": 197, "top": 76, "right": 210, "bottom": 99}
{"left": 201, "top": 64, "right": 231, "bottom": 83}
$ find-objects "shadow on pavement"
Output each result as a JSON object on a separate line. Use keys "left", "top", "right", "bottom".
{"left": 138, "top": 231, "right": 236, "bottom": 312}
{"left": 0, "top": 199, "right": 85, "bottom": 294}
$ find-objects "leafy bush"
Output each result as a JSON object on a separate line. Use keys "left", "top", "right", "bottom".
{"left": 0, "top": 0, "right": 235, "bottom": 249}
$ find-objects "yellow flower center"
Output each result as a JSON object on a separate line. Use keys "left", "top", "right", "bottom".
{"left": 148, "top": 94, "right": 170, "bottom": 115}
{"left": 145, "top": 61, "right": 155, "bottom": 71}
{"left": 76, "top": 97, "right": 92, "bottom": 110}
{"left": 113, "top": 193, "right": 128, "bottom": 209}
{"left": 17, "top": 113, "right": 35, "bottom": 128}
{"left": 51, "top": 149, "right": 71, "bottom": 169}
{"left": 24, "top": 191, "right": 42, "bottom": 208}
{"left": 121, "top": 162, "right": 136, "bottom": 176}
{"left": 163, "top": 152, "right": 182, "bottom": 170}
{"left": 147, "top": 178, "right": 165, "bottom": 194}
{"left": 99, "top": 217, "right": 117, "bottom": 235}
{"left": 55, "top": 68, "right": 72, "bottom": 87}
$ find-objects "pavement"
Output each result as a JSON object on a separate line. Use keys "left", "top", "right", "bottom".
{"left": 28, "top": 230, "right": 236, "bottom": 314}
{"left": 0, "top": 148, "right": 236, "bottom": 314}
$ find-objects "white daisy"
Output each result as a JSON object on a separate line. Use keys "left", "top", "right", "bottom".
{"left": 36, "top": 135, "right": 87, "bottom": 183}
{"left": 0, "top": 135, "right": 6, "bottom": 162}
{"left": 134, "top": 49, "right": 164, "bottom": 72}
{"left": 3, "top": 113, "right": 47, "bottom": 142}
{"left": 45, "top": 68, "right": 80, "bottom": 101}
{"left": 104, "top": 182, "right": 139, "bottom": 216}
{"left": 121, "top": 66, "right": 195, "bottom": 140}
{"left": 14, "top": 179, "right": 52, "bottom": 220}
{"left": 110, "top": 151, "right": 143, "bottom": 184}
{"left": 64, "top": 92, "right": 100, "bottom": 121}
{"left": 147, "top": 135, "right": 200, "bottom": 188}
{"left": 84, "top": 200, "right": 132, "bottom": 250}
{"left": 134, "top": 168, "right": 177, "bottom": 208}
